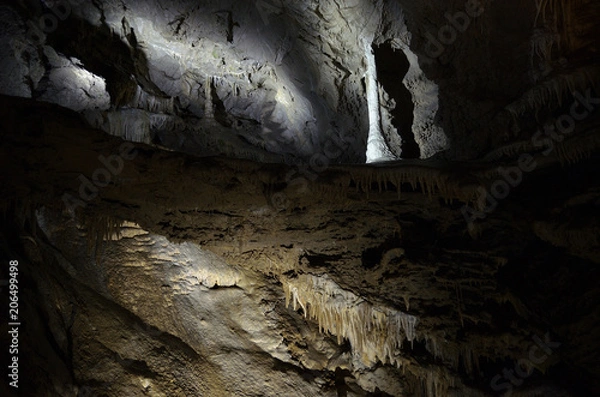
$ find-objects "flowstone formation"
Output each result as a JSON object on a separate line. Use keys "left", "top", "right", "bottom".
{"left": 1, "top": 0, "right": 599, "bottom": 396}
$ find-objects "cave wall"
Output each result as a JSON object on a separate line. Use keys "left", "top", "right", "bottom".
{"left": 2, "top": 0, "right": 598, "bottom": 163}
{"left": 1, "top": 0, "right": 600, "bottom": 396}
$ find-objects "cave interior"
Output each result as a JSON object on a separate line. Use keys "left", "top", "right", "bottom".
{"left": 1, "top": 0, "right": 599, "bottom": 396}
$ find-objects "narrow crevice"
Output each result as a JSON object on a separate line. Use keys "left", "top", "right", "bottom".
{"left": 373, "top": 42, "right": 419, "bottom": 159}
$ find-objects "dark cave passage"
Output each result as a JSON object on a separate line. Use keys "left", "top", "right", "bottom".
{"left": 373, "top": 41, "right": 419, "bottom": 159}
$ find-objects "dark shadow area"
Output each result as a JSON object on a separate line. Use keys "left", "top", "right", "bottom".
{"left": 373, "top": 41, "right": 419, "bottom": 159}
{"left": 43, "top": 16, "right": 163, "bottom": 108}
{"left": 361, "top": 235, "right": 402, "bottom": 269}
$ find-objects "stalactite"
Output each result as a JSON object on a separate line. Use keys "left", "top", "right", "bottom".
{"left": 533, "top": 221, "right": 600, "bottom": 255}
{"left": 283, "top": 273, "right": 418, "bottom": 367}
{"left": 424, "top": 367, "right": 456, "bottom": 397}
{"left": 404, "top": 365, "right": 459, "bottom": 397}
{"left": 534, "top": 0, "right": 576, "bottom": 52}
{"left": 555, "top": 132, "right": 600, "bottom": 165}
{"left": 505, "top": 65, "right": 599, "bottom": 122}
{"left": 482, "top": 140, "right": 535, "bottom": 162}
{"left": 80, "top": 215, "right": 123, "bottom": 254}
{"left": 105, "top": 110, "right": 152, "bottom": 144}
{"left": 88, "top": 109, "right": 153, "bottom": 143}
{"left": 529, "top": 27, "right": 561, "bottom": 84}
{"left": 130, "top": 85, "right": 174, "bottom": 114}
{"left": 150, "top": 114, "right": 185, "bottom": 132}
{"left": 205, "top": 76, "right": 214, "bottom": 120}
{"left": 341, "top": 165, "right": 486, "bottom": 206}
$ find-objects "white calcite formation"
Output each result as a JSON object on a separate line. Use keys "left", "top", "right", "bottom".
{"left": 364, "top": 39, "right": 397, "bottom": 163}
{"left": 283, "top": 273, "right": 418, "bottom": 367}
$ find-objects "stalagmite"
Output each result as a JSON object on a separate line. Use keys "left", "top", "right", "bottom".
{"left": 363, "top": 40, "right": 395, "bottom": 163}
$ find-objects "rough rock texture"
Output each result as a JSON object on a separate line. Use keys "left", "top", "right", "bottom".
{"left": 0, "top": 0, "right": 599, "bottom": 396}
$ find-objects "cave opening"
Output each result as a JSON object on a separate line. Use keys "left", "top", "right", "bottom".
{"left": 373, "top": 41, "right": 419, "bottom": 159}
